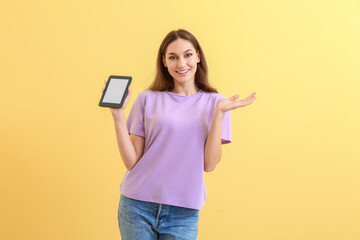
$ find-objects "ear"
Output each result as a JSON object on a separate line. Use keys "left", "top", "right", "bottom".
{"left": 162, "top": 55, "right": 167, "bottom": 67}
{"left": 196, "top": 51, "right": 201, "bottom": 63}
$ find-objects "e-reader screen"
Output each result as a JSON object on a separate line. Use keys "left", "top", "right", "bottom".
{"left": 102, "top": 78, "right": 128, "bottom": 103}
{"left": 99, "top": 75, "right": 132, "bottom": 108}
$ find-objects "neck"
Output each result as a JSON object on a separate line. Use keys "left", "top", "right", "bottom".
{"left": 171, "top": 81, "right": 200, "bottom": 96}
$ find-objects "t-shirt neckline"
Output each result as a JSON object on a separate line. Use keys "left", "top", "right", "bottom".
{"left": 164, "top": 89, "right": 203, "bottom": 98}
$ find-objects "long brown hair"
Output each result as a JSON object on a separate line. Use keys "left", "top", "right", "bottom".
{"left": 146, "top": 29, "right": 218, "bottom": 93}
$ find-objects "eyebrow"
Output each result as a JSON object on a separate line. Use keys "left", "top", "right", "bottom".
{"left": 167, "top": 49, "right": 193, "bottom": 55}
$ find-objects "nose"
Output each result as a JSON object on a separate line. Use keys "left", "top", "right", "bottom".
{"left": 177, "top": 57, "right": 186, "bottom": 68}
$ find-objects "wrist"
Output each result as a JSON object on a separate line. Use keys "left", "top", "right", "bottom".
{"left": 213, "top": 108, "right": 223, "bottom": 118}
{"left": 111, "top": 109, "right": 126, "bottom": 121}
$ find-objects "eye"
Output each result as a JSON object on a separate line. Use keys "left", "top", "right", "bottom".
{"left": 169, "top": 56, "right": 176, "bottom": 60}
{"left": 185, "top": 53, "right": 193, "bottom": 57}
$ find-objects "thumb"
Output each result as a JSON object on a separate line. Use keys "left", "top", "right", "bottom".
{"left": 229, "top": 94, "right": 240, "bottom": 100}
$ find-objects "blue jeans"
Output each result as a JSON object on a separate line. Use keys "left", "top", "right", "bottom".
{"left": 118, "top": 195, "right": 200, "bottom": 240}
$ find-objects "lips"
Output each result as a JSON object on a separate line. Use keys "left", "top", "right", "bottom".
{"left": 176, "top": 69, "right": 190, "bottom": 74}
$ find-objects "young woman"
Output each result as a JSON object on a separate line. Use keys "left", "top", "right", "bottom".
{"left": 103, "top": 29, "right": 256, "bottom": 240}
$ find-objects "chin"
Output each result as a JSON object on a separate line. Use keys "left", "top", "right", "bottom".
{"left": 172, "top": 74, "right": 196, "bottom": 83}
{"left": 174, "top": 77, "right": 193, "bottom": 83}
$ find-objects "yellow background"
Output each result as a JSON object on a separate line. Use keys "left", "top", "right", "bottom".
{"left": 1, "top": 0, "right": 359, "bottom": 239}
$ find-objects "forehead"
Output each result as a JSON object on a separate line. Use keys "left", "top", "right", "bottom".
{"left": 166, "top": 39, "right": 196, "bottom": 54}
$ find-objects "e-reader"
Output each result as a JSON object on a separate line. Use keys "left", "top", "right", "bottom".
{"left": 99, "top": 75, "right": 132, "bottom": 108}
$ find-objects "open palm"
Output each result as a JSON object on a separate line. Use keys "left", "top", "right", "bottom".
{"left": 216, "top": 92, "right": 257, "bottom": 113}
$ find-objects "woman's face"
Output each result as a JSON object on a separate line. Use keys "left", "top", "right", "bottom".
{"left": 162, "top": 38, "right": 200, "bottom": 85}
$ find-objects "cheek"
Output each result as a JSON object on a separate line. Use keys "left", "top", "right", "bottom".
{"left": 189, "top": 58, "right": 198, "bottom": 66}
{"left": 190, "top": 59, "right": 198, "bottom": 70}
{"left": 167, "top": 63, "right": 177, "bottom": 75}
{"left": 167, "top": 61, "right": 176, "bottom": 68}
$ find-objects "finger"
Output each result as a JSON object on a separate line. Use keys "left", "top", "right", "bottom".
{"left": 245, "top": 92, "right": 256, "bottom": 101}
{"left": 244, "top": 99, "right": 255, "bottom": 106}
{"left": 246, "top": 96, "right": 256, "bottom": 103}
{"left": 125, "top": 86, "right": 132, "bottom": 98}
{"left": 229, "top": 94, "right": 240, "bottom": 101}
{"left": 245, "top": 95, "right": 256, "bottom": 103}
{"left": 236, "top": 99, "right": 254, "bottom": 108}
{"left": 244, "top": 97, "right": 256, "bottom": 104}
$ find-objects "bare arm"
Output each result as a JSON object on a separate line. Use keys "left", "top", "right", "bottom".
{"left": 102, "top": 83, "right": 145, "bottom": 170}
{"left": 204, "top": 109, "right": 223, "bottom": 172}
{"left": 204, "top": 92, "right": 257, "bottom": 172}
{"left": 112, "top": 111, "right": 144, "bottom": 171}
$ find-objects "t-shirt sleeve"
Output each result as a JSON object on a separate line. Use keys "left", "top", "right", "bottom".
{"left": 221, "top": 110, "right": 231, "bottom": 144}
{"left": 126, "top": 92, "right": 145, "bottom": 137}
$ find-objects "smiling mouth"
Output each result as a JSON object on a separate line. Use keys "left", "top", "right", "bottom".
{"left": 176, "top": 69, "right": 190, "bottom": 74}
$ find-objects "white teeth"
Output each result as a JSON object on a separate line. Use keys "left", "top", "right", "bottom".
{"left": 177, "top": 69, "right": 190, "bottom": 73}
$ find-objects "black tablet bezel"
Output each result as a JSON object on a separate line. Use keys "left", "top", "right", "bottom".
{"left": 99, "top": 75, "right": 132, "bottom": 108}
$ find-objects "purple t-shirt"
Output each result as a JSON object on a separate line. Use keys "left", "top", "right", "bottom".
{"left": 120, "top": 89, "right": 231, "bottom": 210}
